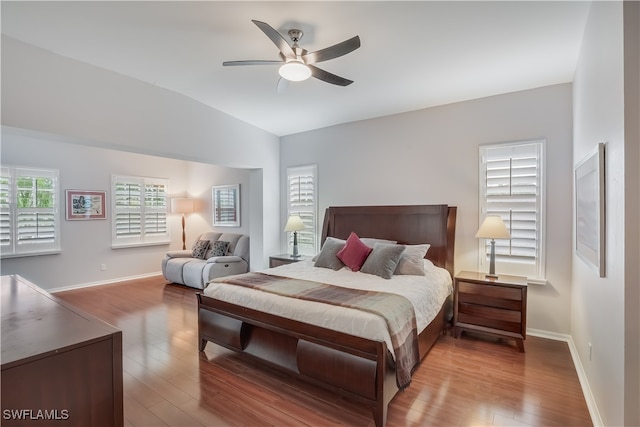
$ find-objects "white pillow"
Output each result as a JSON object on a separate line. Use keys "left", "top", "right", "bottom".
{"left": 394, "top": 244, "right": 431, "bottom": 276}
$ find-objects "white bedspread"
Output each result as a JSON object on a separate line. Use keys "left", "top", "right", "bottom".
{"left": 203, "top": 260, "right": 452, "bottom": 359}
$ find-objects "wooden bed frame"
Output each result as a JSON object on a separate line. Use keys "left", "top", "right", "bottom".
{"left": 197, "top": 204, "right": 457, "bottom": 427}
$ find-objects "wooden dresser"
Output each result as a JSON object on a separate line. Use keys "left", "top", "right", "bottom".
{"left": 1, "top": 275, "right": 123, "bottom": 427}
{"left": 453, "top": 271, "right": 528, "bottom": 352}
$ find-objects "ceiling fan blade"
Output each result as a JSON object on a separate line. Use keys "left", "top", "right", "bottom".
{"left": 308, "top": 65, "right": 353, "bottom": 86}
{"left": 302, "top": 36, "right": 361, "bottom": 64}
{"left": 223, "top": 60, "right": 284, "bottom": 66}
{"left": 276, "top": 77, "right": 289, "bottom": 94}
{"left": 251, "top": 20, "right": 296, "bottom": 60}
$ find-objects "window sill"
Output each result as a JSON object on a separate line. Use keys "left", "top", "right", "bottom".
{"left": 111, "top": 240, "right": 170, "bottom": 249}
{"left": 1, "top": 250, "right": 62, "bottom": 259}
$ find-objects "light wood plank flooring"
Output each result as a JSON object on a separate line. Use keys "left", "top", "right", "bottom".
{"left": 56, "top": 275, "right": 592, "bottom": 427}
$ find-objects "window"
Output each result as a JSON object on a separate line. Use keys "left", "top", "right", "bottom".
{"left": 287, "top": 165, "right": 317, "bottom": 256}
{"left": 478, "top": 140, "right": 546, "bottom": 281}
{"left": 111, "top": 175, "right": 169, "bottom": 247}
{"left": 0, "top": 166, "right": 60, "bottom": 257}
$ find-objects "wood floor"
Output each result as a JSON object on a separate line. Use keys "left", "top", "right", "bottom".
{"left": 55, "top": 275, "right": 593, "bottom": 427}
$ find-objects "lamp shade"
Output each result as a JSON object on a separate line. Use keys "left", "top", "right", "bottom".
{"left": 279, "top": 61, "right": 312, "bottom": 82}
{"left": 475, "top": 216, "right": 511, "bottom": 239}
{"left": 284, "top": 215, "right": 305, "bottom": 232}
{"left": 171, "top": 198, "right": 194, "bottom": 214}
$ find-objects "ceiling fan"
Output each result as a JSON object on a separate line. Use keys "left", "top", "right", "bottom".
{"left": 223, "top": 20, "right": 361, "bottom": 88}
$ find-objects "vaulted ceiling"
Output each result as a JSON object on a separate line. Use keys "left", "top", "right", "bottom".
{"left": 1, "top": 1, "right": 591, "bottom": 136}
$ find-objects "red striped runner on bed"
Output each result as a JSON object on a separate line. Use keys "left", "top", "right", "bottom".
{"left": 211, "top": 272, "right": 420, "bottom": 390}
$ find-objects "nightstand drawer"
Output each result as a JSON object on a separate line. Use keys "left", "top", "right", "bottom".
{"left": 458, "top": 281, "right": 522, "bottom": 301}
{"left": 458, "top": 303, "right": 522, "bottom": 333}
{"left": 458, "top": 290, "right": 522, "bottom": 311}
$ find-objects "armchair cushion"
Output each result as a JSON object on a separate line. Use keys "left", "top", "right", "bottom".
{"left": 207, "top": 255, "right": 243, "bottom": 263}
{"left": 165, "top": 250, "right": 194, "bottom": 258}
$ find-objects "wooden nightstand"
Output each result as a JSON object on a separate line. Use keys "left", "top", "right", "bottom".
{"left": 269, "top": 254, "right": 312, "bottom": 268}
{"left": 453, "top": 271, "right": 528, "bottom": 352}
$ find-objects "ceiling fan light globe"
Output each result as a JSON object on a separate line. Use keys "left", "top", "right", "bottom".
{"left": 279, "top": 62, "right": 311, "bottom": 82}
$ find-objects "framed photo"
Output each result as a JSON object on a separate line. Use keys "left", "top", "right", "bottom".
{"left": 66, "top": 190, "right": 107, "bottom": 220}
{"left": 575, "top": 143, "right": 605, "bottom": 277}
{"left": 212, "top": 184, "right": 240, "bottom": 227}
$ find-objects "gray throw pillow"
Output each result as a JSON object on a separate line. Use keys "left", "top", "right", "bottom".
{"left": 192, "top": 239, "right": 210, "bottom": 260}
{"left": 360, "top": 243, "right": 406, "bottom": 279}
{"left": 210, "top": 240, "right": 230, "bottom": 257}
{"left": 394, "top": 244, "right": 430, "bottom": 276}
{"left": 314, "top": 237, "right": 346, "bottom": 270}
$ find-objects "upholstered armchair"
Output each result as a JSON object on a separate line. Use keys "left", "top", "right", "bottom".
{"left": 162, "top": 232, "right": 249, "bottom": 290}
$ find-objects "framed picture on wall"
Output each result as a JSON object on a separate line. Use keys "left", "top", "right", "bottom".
{"left": 212, "top": 184, "right": 240, "bottom": 227}
{"left": 66, "top": 190, "right": 107, "bottom": 220}
{"left": 575, "top": 143, "right": 605, "bottom": 277}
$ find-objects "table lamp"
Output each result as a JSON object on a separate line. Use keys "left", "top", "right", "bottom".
{"left": 475, "top": 215, "right": 511, "bottom": 278}
{"left": 284, "top": 215, "right": 305, "bottom": 257}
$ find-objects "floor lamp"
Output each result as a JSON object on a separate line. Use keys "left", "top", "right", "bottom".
{"left": 475, "top": 215, "right": 511, "bottom": 278}
{"left": 171, "top": 198, "right": 195, "bottom": 250}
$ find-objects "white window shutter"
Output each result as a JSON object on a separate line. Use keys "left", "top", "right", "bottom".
{"left": 112, "top": 175, "right": 169, "bottom": 246}
{"left": 287, "top": 165, "right": 317, "bottom": 255}
{"left": 479, "top": 141, "right": 545, "bottom": 279}
{"left": 0, "top": 166, "right": 60, "bottom": 256}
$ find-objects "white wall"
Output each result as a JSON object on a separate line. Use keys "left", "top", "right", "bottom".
{"left": 281, "top": 84, "right": 574, "bottom": 335}
{"left": 571, "top": 2, "right": 640, "bottom": 426}
{"left": 0, "top": 127, "right": 252, "bottom": 291}
{"left": 1, "top": 36, "right": 281, "bottom": 272}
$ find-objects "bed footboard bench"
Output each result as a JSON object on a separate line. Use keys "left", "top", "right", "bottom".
{"left": 197, "top": 293, "right": 448, "bottom": 427}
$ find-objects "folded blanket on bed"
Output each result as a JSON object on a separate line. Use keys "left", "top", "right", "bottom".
{"left": 212, "top": 272, "right": 420, "bottom": 390}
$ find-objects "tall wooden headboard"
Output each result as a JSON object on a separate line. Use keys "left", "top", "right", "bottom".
{"left": 320, "top": 204, "right": 457, "bottom": 278}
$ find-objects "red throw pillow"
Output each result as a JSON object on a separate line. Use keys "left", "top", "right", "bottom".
{"left": 336, "top": 232, "right": 373, "bottom": 272}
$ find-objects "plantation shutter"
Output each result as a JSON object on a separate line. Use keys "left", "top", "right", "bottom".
{"left": 114, "top": 179, "right": 142, "bottom": 238}
{"left": 287, "top": 165, "right": 317, "bottom": 255}
{"left": 0, "top": 166, "right": 60, "bottom": 256}
{"left": 145, "top": 183, "right": 167, "bottom": 235}
{"left": 214, "top": 188, "right": 237, "bottom": 224}
{"left": 479, "top": 141, "right": 545, "bottom": 280}
{"left": 112, "top": 175, "right": 168, "bottom": 246}
{"left": 0, "top": 169, "right": 11, "bottom": 249}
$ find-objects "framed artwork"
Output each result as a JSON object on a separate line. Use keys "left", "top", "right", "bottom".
{"left": 66, "top": 190, "right": 107, "bottom": 220}
{"left": 212, "top": 184, "right": 240, "bottom": 227}
{"left": 575, "top": 143, "right": 605, "bottom": 277}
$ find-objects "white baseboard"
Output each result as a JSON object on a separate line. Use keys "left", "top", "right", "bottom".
{"left": 50, "top": 271, "right": 164, "bottom": 293}
{"left": 527, "top": 328, "right": 603, "bottom": 427}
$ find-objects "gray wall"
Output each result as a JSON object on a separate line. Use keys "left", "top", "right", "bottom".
{"left": 281, "top": 83, "right": 574, "bottom": 335}
{"left": 1, "top": 127, "right": 252, "bottom": 291}
{"left": 572, "top": 2, "right": 640, "bottom": 426}
{"left": 1, "top": 36, "right": 281, "bottom": 276}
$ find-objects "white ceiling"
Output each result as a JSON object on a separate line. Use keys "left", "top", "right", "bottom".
{"left": 1, "top": 1, "right": 591, "bottom": 136}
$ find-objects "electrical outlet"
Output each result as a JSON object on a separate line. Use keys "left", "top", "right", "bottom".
{"left": 101, "top": 264, "right": 107, "bottom": 271}
{"left": 588, "top": 342, "right": 592, "bottom": 361}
